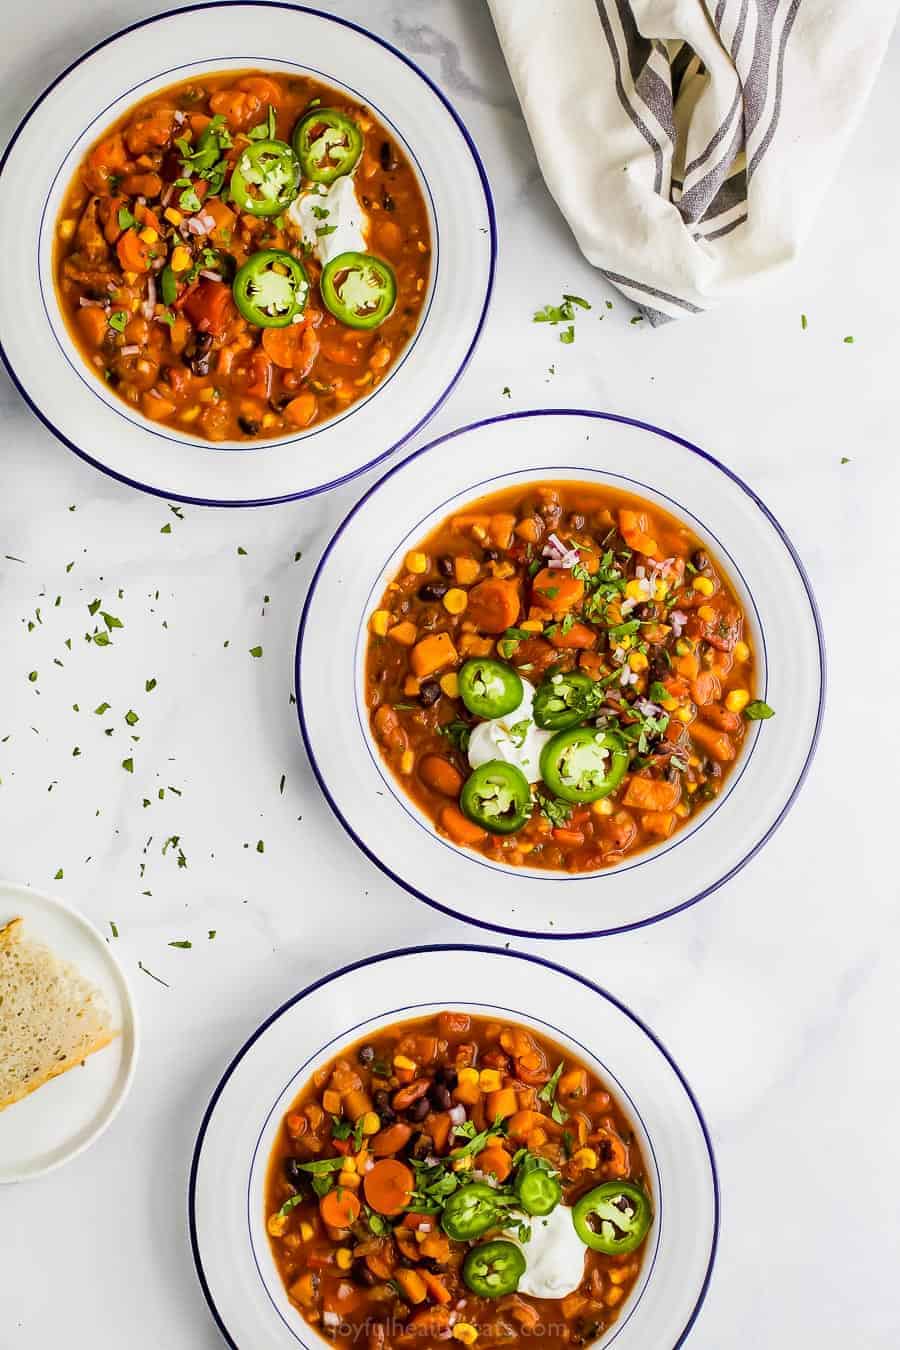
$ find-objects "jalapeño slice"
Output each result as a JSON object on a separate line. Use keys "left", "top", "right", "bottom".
{"left": 320, "top": 252, "right": 397, "bottom": 330}
{"left": 441, "top": 1183, "right": 502, "bottom": 1241}
{"left": 293, "top": 108, "right": 364, "bottom": 184}
{"left": 462, "top": 1240, "right": 526, "bottom": 1298}
{"left": 229, "top": 139, "right": 301, "bottom": 217}
{"left": 571, "top": 1182, "right": 652, "bottom": 1255}
{"left": 459, "top": 659, "right": 523, "bottom": 720}
{"left": 460, "top": 761, "right": 531, "bottom": 835}
{"left": 539, "top": 728, "right": 628, "bottom": 805}
{"left": 514, "top": 1156, "right": 562, "bottom": 1217}
{"left": 533, "top": 670, "right": 600, "bottom": 731}
{"left": 232, "top": 250, "right": 309, "bottom": 328}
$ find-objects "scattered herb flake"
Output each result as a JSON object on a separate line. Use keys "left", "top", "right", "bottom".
{"left": 249, "top": 646, "right": 263, "bottom": 658}
{"left": 122, "top": 757, "right": 134, "bottom": 773}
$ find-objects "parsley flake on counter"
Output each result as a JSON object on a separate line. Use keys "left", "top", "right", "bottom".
{"left": 94, "top": 702, "right": 110, "bottom": 715}
{"left": 109, "top": 921, "right": 118, "bottom": 938}
{"left": 145, "top": 677, "right": 157, "bottom": 692}
{"left": 237, "top": 546, "right": 248, "bottom": 555}
{"left": 840, "top": 456, "right": 851, "bottom": 464}
{"left": 160, "top": 523, "right": 172, "bottom": 534}
{"left": 138, "top": 961, "right": 169, "bottom": 988}
{"left": 843, "top": 335, "right": 854, "bottom": 344}
{"left": 125, "top": 710, "right": 139, "bottom": 726}
{"left": 27, "top": 671, "right": 37, "bottom": 683}
{"left": 54, "top": 869, "right": 63, "bottom": 881}
{"left": 801, "top": 313, "right": 808, "bottom": 330}
{"left": 169, "top": 939, "right": 192, "bottom": 949}
{"left": 122, "top": 757, "right": 134, "bottom": 773}
{"left": 208, "top": 930, "right": 216, "bottom": 940}
{"left": 743, "top": 700, "right": 775, "bottom": 721}
{"left": 256, "top": 839, "right": 265, "bottom": 853}
{"left": 249, "top": 645, "right": 263, "bottom": 658}
{"left": 501, "top": 385, "right": 511, "bottom": 397}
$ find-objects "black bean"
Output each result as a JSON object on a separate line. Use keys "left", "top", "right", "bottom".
{"left": 418, "top": 681, "right": 441, "bottom": 708}
{"left": 408, "top": 1096, "right": 431, "bottom": 1122}
{"left": 418, "top": 582, "right": 448, "bottom": 603}
{"left": 238, "top": 416, "right": 260, "bottom": 435}
{"left": 482, "top": 548, "right": 500, "bottom": 563}
{"left": 429, "top": 1082, "right": 453, "bottom": 1111}
{"left": 434, "top": 1066, "right": 458, "bottom": 1090}
{"left": 353, "top": 1260, "right": 379, "bottom": 1287}
{"left": 438, "top": 556, "right": 455, "bottom": 577}
{"left": 382, "top": 190, "right": 395, "bottom": 212}
{"left": 283, "top": 1157, "right": 309, "bottom": 1188}
{"left": 692, "top": 549, "right": 711, "bottom": 572}
{"left": 379, "top": 140, "right": 393, "bottom": 171}
{"left": 357, "top": 1045, "right": 375, "bottom": 1066}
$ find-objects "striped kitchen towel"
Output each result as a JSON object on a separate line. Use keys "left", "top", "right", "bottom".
{"left": 488, "top": 0, "right": 897, "bottom": 322}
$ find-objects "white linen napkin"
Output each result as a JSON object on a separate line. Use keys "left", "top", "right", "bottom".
{"left": 488, "top": 0, "right": 898, "bottom": 322}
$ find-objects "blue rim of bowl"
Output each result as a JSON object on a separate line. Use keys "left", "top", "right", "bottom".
{"left": 0, "top": 0, "right": 497, "bottom": 508}
{"left": 187, "top": 943, "right": 721, "bottom": 1350}
{"left": 295, "top": 408, "right": 827, "bottom": 940}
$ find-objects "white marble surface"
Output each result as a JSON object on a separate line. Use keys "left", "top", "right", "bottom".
{"left": 1, "top": 3, "right": 898, "bottom": 1346}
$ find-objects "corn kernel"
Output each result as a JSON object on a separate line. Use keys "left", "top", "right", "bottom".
{"left": 676, "top": 706, "right": 693, "bottom": 723}
{"left": 607, "top": 1266, "right": 632, "bottom": 1286}
{"left": 453, "top": 1325, "right": 479, "bottom": 1345}
{"left": 653, "top": 580, "right": 668, "bottom": 602}
{"left": 337, "top": 1171, "right": 361, "bottom": 1190}
{"left": 624, "top": 579, "right": 646, "bottom": 601}
{"left": 393, "top": 1054, "right": 417, "bottom": 1072}
{"left": 370, "top": 610, "right": 391, "bottom": 637}
{"left": 267, "top": 1212, "right": 289, "bottom": 1237}
{"left": 403, "top": 675, "right": 421, "bottom": 697}
{"left": 571, "top": 1147, "right": 598, "bottom": 1171}
{"left": 605, "top": 1287, "right": 625, "bottom": 1308}
{"left": 405, "top": 550, "right": 428, "bottom": 574}
{"left": 443, "top": 588, "right": 468, "bottom": 615}
{"left": 164, "top": 207, "right": 183, "bottom": 226}
{"left": 675, "top": 802, "right": 690, "bottom": 818}
{"left": 299, "top": 1221, "right": 314, "bottom": 1242}
{"left": 199, "top": 386, "right": 217, "bottom": 403}
{"left": 440, "top": 672, "right": 460, "bottom": 698}
{"left": 400, "top": 750, "right": 414, "bottom": 775}
{"left": 618, "top": 634, "right": 633, "bottom": 651}
{"left": 361, "top": 1111, "right": 381, "bottom": 1136}
{"left": 139, "top": 226, "right": 158, "bottom": 244}
{"left": 457, "top": 1067, "right": 479, "bottom": 1086}
{"left": 693, "top": 575, "right": 714, "bottom": 596}
{"left": 686, "top": 781, "right": 698, "bottom": 794}
{"left": 520, "top": 619, "right": 544, "bottom": 632}
{"left": 123, "top": 270, "right": 138, "bottom": 285}
{"left": 734, "top": 641, "right": 751, "bottom": 663}
{"left": 479, "top": 1069, "right": 502, "bottom": 1092}
{"left": 335, "top": 1247, "right": 353, "bottom": 1271}
{"left": 262, "top": 412, "right": 277, "bottom": 428}
{"left": 179, "top": 405, "right": 201, "bottom": 423}
{"left": 452, "top": 1154, "right": 474, "bottom": 1173}
{"left": 171, "top": 245, "right": 192, "bottom": 273}
{"left": 697, "top": 604, "right": 716, "bottom": 623}
{"left": 628, "top": 651, "right": 648, "bottom": 672}
{"left": 592, "top": 798, "right": 614, "bottom": 817}
{"left": 725, "top": 688, "right": 750, "bottom": 714}
{"left": 58, "top": 218, "right": 76, "bottom": 241}
{"left": 340, "top": 1155, "right": 357, "bottom": 1175}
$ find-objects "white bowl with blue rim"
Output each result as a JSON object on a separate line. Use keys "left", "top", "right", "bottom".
{"left": 0, "top": 2, "right": 495, "bottom": 505}
{"left": 189, "top": 945, "right": 719, "bottom": 1350}
{"left": 297, "top": 409, "right": 825, "bottom": 939}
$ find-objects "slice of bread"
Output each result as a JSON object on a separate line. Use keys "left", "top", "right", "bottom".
{"left": 0, "top": 917, "right": 117, "bottom": 1111}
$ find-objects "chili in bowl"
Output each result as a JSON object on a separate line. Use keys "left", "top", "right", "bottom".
{"left": 0, "top": 4, "right": 495, "bottom": 503}
{"left": 189, "top": 947, "right": 720, "bottom": 1350}
{"left": 297, "top": 410, "right": 825, "bottom": 938}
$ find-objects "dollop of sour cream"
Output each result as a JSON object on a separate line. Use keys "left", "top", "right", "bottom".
{"left": 509, "top": 1204, "right": 587, "bottom": 1300}
{"left": 467, "top": 679, "right": 552, "bottom": 784}
{"left": 288, "top": 175, "right": 368, "bottom": 265}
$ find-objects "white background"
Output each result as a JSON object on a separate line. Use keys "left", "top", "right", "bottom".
{"left": 1, "top": 3, "right": 898, "bottom": 1347}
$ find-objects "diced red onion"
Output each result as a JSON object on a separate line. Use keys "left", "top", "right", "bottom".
{"left": 161, "top": 183, "right": 174, "bottom": 207}
{"left": 635, "top": 698, "right": 663, "bottom": 718}
{"left": 146, "top": 386, "right": 162, "bottom": 398}
{"left": 174, "top": 109, "right": 186, "bottom": 125}
{"left": 448, "top": 1104, "right": 466, "bottom": 1126}
{"left": 185, "top": 216, "right": 210, "bottom": 235}
{"left": 670, "top": 609, "right": 687, "bottom": 637}
{"left": 198, "top": 269, "right": 223, "bottom": 282}
{"left": 322, "top": 1312, "right": 340, "bottom": 1330}
{"left": 120, "top": 344, "right": 140, "bottom": 356}
{"left": 79, "top": 297, "right": 106, "bottom": 308}
{"left": 141, "top": 276, "right": 157, "bottom": 319}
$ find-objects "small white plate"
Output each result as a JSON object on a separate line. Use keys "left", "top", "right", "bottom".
{"left": 0, "top": 880, "right": 139, "bottom": 1183}
{"left": 297, "top": 410, "right": 825, "bottom": 938}
{"left": 189, "top": 945, "right": 718, "bottom": 1350}
{"left": 0, "top": 3, "right": 495, "bottom": 505}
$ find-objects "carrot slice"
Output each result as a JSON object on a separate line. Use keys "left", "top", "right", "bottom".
{"left": 364, "top": 1159, "right": 414, "bottom": 1216}
{"left": 319, "top": 1187, "right": 361, "bottom": 1229}
{"left": 531, "top": 567, "right": 584, "bottom": 618}
{"left": 466, "top": 578, "right": 521, "bottom": 634}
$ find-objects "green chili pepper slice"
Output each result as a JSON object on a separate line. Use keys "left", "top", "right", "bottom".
{"left": 229, "top": 139, "right": 300, "bottom": 217}
{"left": 463, "top": 1240, "right": 526, "bottom": 1298}
{"left": 539, "top": 728, "right": 628, "bottom": 805}
{"left": 459, "top": 659, "right": 523, "bottom": 720}
{"left": 460, "top": 761, "right": 531, "bottom": 835}
{"left": 441, "top": 1183, "right": 502, "bottom": 1241}
{"left": 571, "top": 1182, "right": 652, "bottom": 1255}
{"left": 293, "top": 108, "right": 364, "bottom": 184}
{"left": 533, "top": 671, "right": 601, "bottom": 731}
{"left": 232, "top": 249, "right": 309, "bottom": 328}
{"left": 320, "top": 252, "right": 397, "bottom": 330}
{"left": 514, "top": 1157, "right": 562, "bottom": 1217}
{"left": 160, "top": 264, "right": 178, "bottom": 308}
